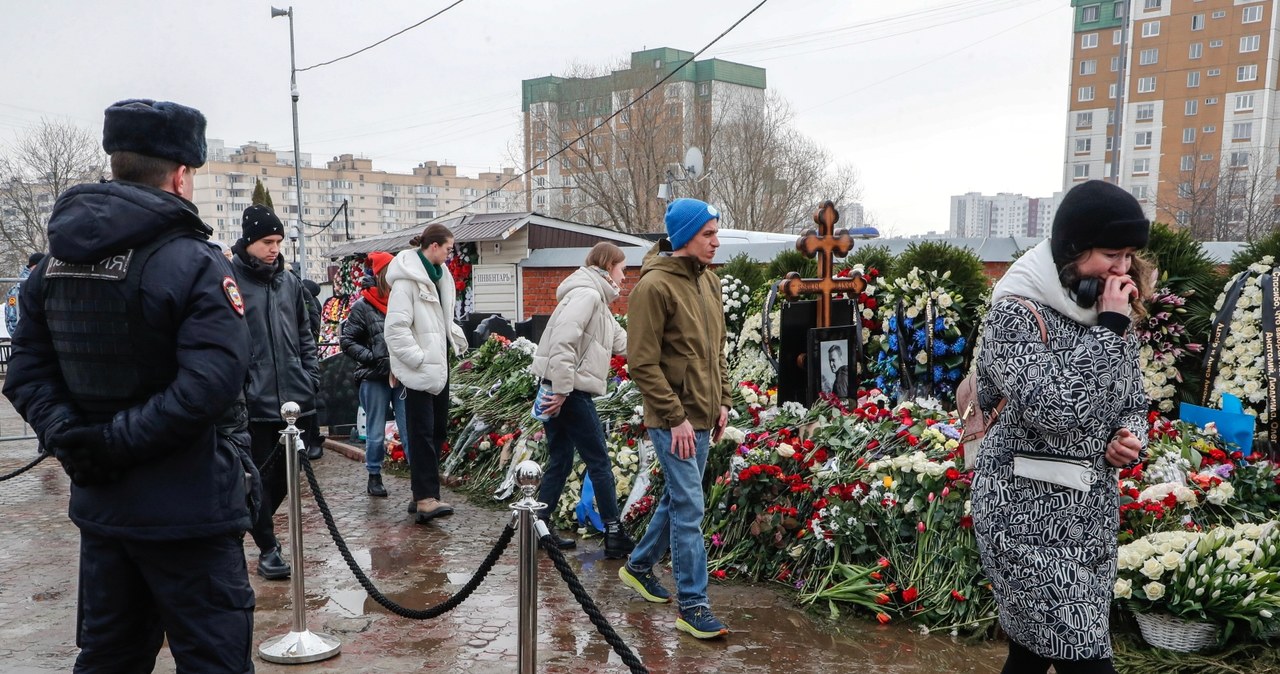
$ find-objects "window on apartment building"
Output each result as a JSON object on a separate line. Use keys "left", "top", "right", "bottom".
{"left": 1191, "top": 14, "right": 1205, "bottom": 30}
{"left": 1238, "top": 64, "right": 1258, "bottom": 82}
{"left": 1212, "top": 10, "right": 1227, "bottom": 19}
{"left": 1111, "top": 55, "right": 1122, "bottom": 71}
{"left": 1135, "top": 130, "right": 1153, "bottom": 146}
{"left": 1235, "top": 93, "right": 1255, "bottom": 111}
{"left": 1180, "top": 155, "right": 1195, "bottom": 171}
{"left": 1206, "top": 96, "right": 1218, "bottom": 105}
{"left": 1082, "top": 32, "right": 1099, "bottom": 48}
{"left": 1133, "top": 158, "right": 1151, "bottom": 174}
{"left": 1079, "top": 86, "right": 1095, "bottom": 102}
{"left": 1210, "top": 39, "right": 1224, "bottom": 48}
{"left": 1178, "top": 182, "right": 1195, "bottom": 198}
{"left": 1189, "top": 43, "right": 1203, "bottom": 60}
{"left": 1176, "top": 211, "right": 1190, "bottom": 227}
{"left": 1241, "top": 35, "right": 1261, "bottom": 53}
{"left": 216, "top": 204, "right": 224, "bottom": 211}
{"left": 1143, "top": 0, "right": 1160, "bottom": 9}
{"left": 1076, "top": 138, "right": 1092, "bottom": 153}
{"left": 1203, "top": 125, "right": 1216, "bottom": 133}
{"left": 1136, "top": 103, "right": 1155, "bottom": 121}
{"left": 576, "top": 100, "right": 586, "bottom": 113}
{"left": 1106, "top": 136, "right": 1114, "bottom": 151}
{"left": 1244, "top": 5, "right": 1263, "bottom": 23}
{"left": 1080, "top": 59, "right": 1097, "bottom": 75}
{"left": 1076, "top": 111, "right": 1094, "bottom": 128}
{"left": 1133, "top": 185, "right": 1149, "bottom": 200}
{"left": 1208, "top": 67, "right": 1221, "bottom": 76}
{"left": 1142, "top": 21, "right": 1160, "bottom": 37}
{"left": 1186, "top": 99, "right": 1198, "bottom": 115}
{"left": 1187, "top": 71, "right": 1200, "bottom": 87}
{"left": 560, "top": 158, "right": 570, "bottom": 169}
{"left": 619, "top": 110, "right": 630, "bottom": 124}
{"left": 1201, "top": 153, "right": 1215, "bottom": 161}
{"left": 1113, "top": 1, "right": 1125, "bottom": 18}
{"left": 1140, "top": 48, "right": 1158, "bottom": 65}
{"left": 1231, "top": 150, "right": 1250, "bottom": 167}
{"left": 1109, "top": 83, "right": 1118, "bottom": 99}
{"left": 1138, "top": 76, "right": 1156, "bottom": 93}
{"left": 1233, "top": 122, "right": 1253, "bottom": 141}
{"left": 1183, "top": 128, "right": 1196, "bottom": 143}
{"left": 577, "top": 157, "right": 586, "bottom": 168}
{"left": 1074, "top": 164, "right": 1091, "bottom": 179}
{"left": 1108, "top": 108, "right": 1116, "bottom": 125}
{"left": 1114, "top": 29, "right": 1124, "bottom": 44}
{"left": 698, "top": 82, "right": 710, "bottom": 96}
{"left": 1082, "top": 5, "right": 1100, "bottom": 22}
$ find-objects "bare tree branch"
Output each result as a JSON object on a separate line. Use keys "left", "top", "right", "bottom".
{"left": 0, "top": 120, "right": 106, "bottom": 272}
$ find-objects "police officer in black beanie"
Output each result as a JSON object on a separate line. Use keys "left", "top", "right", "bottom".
{"left": 3, "top": 99, "right": 257, "bottom": 671}
{"left": 231, "top": 204, "right": 320, "bottom": 580}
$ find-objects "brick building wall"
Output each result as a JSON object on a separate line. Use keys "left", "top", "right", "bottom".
{"left": 521, "top": 267, "right": 644, "bottom": 319}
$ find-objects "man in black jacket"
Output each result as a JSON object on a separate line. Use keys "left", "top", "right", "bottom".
{"left": 3, "top": 99, "right": 256, "bottom": 672}
{"left": 231, "top": 204, "right": 320, "bottom": 580}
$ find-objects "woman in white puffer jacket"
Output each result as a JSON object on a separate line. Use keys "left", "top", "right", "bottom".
{"left": 528, "top": 242, "right": 634, "bottom": 558}
{"left": 385, "top": 223, "right": 468, "bottom": 523}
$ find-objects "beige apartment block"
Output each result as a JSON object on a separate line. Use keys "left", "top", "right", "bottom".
{"left": 192, "top": 141, "right": 523, "bottom": 279}
{"left": 1065, "top": 0, "right": 1280, "bottom": 239}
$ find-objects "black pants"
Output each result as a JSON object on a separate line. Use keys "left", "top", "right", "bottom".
{"left": 1002, "top": 640, "right": 1117, "bottom": 674}
{"left": 538, "top": 390, "right": 620, "bottom": 523}
{"left": 248, "top": 421, "right": 289, "bottom": 552}
{"left": 74, "top": 531, "right": 255, "bottom": 673}
{"left": 403, "top": 386, "right": 449, "bottom": 501}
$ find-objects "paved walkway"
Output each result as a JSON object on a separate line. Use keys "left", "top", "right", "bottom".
{"left": 0, "top": 400, "right": 1005, "bottom": 673}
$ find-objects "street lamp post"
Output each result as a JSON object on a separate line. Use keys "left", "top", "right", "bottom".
{"left": 272, "top": 5, "right": 307, "bottom": 280}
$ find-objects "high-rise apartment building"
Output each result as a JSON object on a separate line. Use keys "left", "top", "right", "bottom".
{"left": 191, "top": 142, "right": 523, "bottom": 279}
{"left": 949, "top": 192, "right": 1060, "bottom": 237}
{"left": 1065, "top": 0, "right": 1278, "bottom": 238}
{"left": 521, "top": 48, "right": 765, "bottom": 230}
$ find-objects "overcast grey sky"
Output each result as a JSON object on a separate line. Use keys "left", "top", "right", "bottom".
{"left": 0, "top": 0, "right": 1072, "bottom": 235}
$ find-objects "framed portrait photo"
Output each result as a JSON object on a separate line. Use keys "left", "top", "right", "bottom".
{"left": 807, "top": 325, "right": 857, "bottom": 405}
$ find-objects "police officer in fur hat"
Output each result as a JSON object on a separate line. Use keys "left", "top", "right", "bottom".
{"left": 3, "top": 99, "right": 257, "bottom": 671}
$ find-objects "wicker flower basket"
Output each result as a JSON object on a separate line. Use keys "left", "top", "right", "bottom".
{"left": 1134, "top": 612, "right": 1220, "bottom": 652}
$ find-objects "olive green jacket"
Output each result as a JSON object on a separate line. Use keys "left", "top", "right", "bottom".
{"left": 626, "top": 242, "right": 733, "bottom": 430}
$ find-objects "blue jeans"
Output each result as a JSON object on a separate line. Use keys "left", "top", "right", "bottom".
{"left": 360, "top": 379, "right": 407, "bottom": 475}
{"left": 627, "top": 427, "right": 711, "bottom": 611}
{"left": 538, "top": 391, "right": 620, "bottom": 523}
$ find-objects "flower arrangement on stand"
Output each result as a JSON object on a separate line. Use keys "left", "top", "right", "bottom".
{"left": 720, "top": 274, "right": 750, "bottom": 346}
{"left": 1205, "top": 257, "right": 1275, "bottom": 444}
{"left": 447, "top": 242, "right": 477, "bottom": 320}
{"left": 1136, "top": 287, "right": 1205, "bottom": 413}
{"left": 869, "top": 269, "right": 968, "bottom": 405}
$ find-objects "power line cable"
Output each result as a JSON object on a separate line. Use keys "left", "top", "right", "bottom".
{"left": 297, "top": 0, "right": 468, "bottom": 72}
{"left": 801, "top": 1, "right": 1062, "bottom": 114}
{"left": 424, "top": 0, "right": 772, "bottom": 225}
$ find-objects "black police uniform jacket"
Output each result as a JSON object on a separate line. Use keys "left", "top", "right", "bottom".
{"left": 231, "top": 249, "right": 320, "bottom": 422}
{"left": 340, "top": 294, "right": 392, "bottom": 384}
{"left": 2, "top": 181, "right": 253, "bottom": 541}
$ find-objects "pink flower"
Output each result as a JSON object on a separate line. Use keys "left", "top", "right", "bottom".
{"left": 711, "top": 533, "right": 723, "bottom": 547}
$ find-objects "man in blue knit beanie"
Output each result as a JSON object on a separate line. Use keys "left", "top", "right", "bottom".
{"left": 617, "top": 197, "right": 733, "bottom": 639}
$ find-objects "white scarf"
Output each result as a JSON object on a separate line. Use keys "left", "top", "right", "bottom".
{"left": 991, "top": 240, "right": 1098, "bottom": 327}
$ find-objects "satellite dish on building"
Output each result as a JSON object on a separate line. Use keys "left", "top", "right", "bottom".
{"left": 683, "top": 147, "right": 704, "bottom": 179}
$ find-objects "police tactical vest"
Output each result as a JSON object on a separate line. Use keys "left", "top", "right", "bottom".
{"left": 42, "top": 230, "right": 193, "bottom": 422}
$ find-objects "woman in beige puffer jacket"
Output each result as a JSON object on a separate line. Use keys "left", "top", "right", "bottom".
{"left": 528, "top": 242, "right": 634, "bottom": 558}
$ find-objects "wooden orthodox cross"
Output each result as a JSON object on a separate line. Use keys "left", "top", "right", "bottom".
{"left": 780, "top": 201, "right": 867, "bottom": 328}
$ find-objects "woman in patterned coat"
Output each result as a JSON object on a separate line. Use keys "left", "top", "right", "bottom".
{"left": 972, "top": 180, "right": 1152, "bottom": 674}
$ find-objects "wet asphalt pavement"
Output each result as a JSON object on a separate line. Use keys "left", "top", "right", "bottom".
{"left": 0, "top": 399, "right": 1006, "bottom": 673}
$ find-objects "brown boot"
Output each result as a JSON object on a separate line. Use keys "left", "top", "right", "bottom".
{"left": 414, "top": 498, "right": 455, "bottom": 524}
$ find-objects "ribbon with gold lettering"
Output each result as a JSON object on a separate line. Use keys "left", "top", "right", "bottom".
{"left": 1261, "top": 273, "right": 1278, "bottom": 458}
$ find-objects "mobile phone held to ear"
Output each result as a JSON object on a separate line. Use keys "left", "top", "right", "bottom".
{"left": 1073, "top": 277, "right": 1102, "bottom": 309}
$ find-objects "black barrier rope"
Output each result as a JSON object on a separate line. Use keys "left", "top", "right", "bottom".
{"left": 299, "top": 454, "right": 515, "bottom": 619}
{"left": 539, "top": 535, "right": 650, "bottom": 674}
{"left": 0, "top": 451, "right": 47, "bottom": 482}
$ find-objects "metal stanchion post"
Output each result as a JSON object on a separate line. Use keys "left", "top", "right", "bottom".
{"left": 509, "top": 460, "right": 546, "bottom": 674}
{"left": 259, "top": 401, "right": 342, "bottom": 664}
